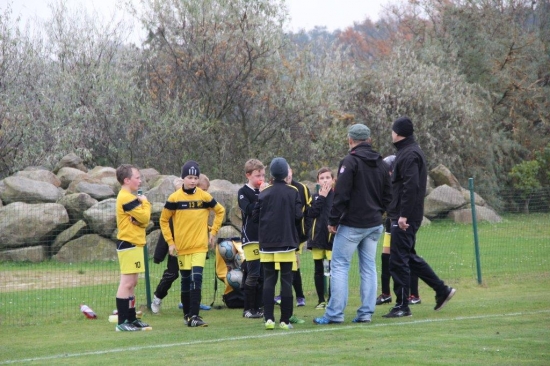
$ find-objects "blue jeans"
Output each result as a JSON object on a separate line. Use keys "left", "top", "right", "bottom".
{"left": 324, "top": 224, "right": 383, "bottom": 322}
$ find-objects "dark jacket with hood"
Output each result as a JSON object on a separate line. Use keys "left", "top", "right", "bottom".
{"left": 329, "top": 142, "right": 392, "bottom": 228}
{"left": 387, "top": 136, "right": 427, "bottom": 222}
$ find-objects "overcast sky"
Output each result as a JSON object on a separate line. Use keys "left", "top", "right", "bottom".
{"left": 2, "top": 0, "right": 389, "bottom": 34}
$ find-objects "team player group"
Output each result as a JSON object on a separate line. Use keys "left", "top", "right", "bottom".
{"left": 114, "top": 116, "right": 455, "bottom": 331}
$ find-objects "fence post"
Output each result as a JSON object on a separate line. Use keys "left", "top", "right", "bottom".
{"left": 144, "top": 245, "right": 152, "bottom": 309}
{"left": 469, "top": 178, "right": 483, "bottom": 285}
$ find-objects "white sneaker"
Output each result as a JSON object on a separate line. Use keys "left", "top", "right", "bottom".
{"left": 151, "top": 295, "right": 162, "bottom": 314}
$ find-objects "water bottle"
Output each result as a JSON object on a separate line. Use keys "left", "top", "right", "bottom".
{"left": 323, "top": 259, "right": 330, "bottom": 277}
{"left": 137, "top": 188, "right": 143, "bottom": 196}
{"left": 80, "top": 304, "right": 97, "bottom": 319}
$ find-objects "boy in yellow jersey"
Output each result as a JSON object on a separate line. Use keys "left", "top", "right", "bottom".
{"left": 115, "top": 164, "right": 152, "bottom": 331}
{"left": 160, "top": 161, "right": 225, "bottom": 327}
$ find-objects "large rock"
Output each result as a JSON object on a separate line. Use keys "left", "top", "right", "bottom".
{"left": 51, "top": 220, "right": 89, "bottom": 255}
{"left": 217, "top": 225, "right": 241, "bottom": 239}
{"left": 448, "top": 205, "right": 502, "bottom": 224}
{"left": 146, "top": 175, "right": 179, "bottom": 203}
{"left": 429, "top": 164, "right": 462, "bottom": 190}
{"left": 53, "top": 153, "right": 88, "bottom": 174}
{"left": 83, "top": 199, "right": 117, "bottom": 237}
{"left": 460, "top": 188, "right": 486, "bottom": 206}
{"left": 0, "top": 176, "right": 62, "bottom": 204}
{"left": 146, "top": 229, "right": 161, "bottom": 257}
{"left": 140, "top": 168, "right": 160, "bottom": 185}
{"left": 53, "top": 234, "right": 116, "bottom": 262}
{"left": 424, "top": 184, "right": 467, "bottom": 219}
{"left": 67, "top": 177, "right": 115, "bottom": 200}
{"left": 88, "top": 166, "right": 121, "bottom": 193}
{"left": 15, "top": 169, "right": 61, "bottom": 187}
{"left": 150, "top": 202, "right": 165, "bottom": 226}
{"left": 58, "top": 193, "right": 98, "bottom": 223}
{"left": 0, "top": 246, "right": 46, "bottom": 262}
{"left": 0, "top": 202, "right": 69, "bottom": 249}
{"left": 56, "top": 167, "right": 89, "bottom": 189}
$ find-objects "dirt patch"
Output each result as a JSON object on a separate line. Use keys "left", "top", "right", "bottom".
{"left": 0, "top": 270, "right": 119, "bottom": 292}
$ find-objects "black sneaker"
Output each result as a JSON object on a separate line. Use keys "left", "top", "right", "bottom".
{"left": 188, "top": 315, "right": 208, "bottom": 327}
{"left": 434, "top": 287, "right": 456, "bottom": 311}
{"left": 408, "top": 295, "right": 422, "bottom": 305}
{"left": 132, "top": 319, "right": 152, "bottom": 330}
{"left": 382, "top": 306, "right": 412, "bottom": 318}
{"left": 116, "top": 320, "right": 141, "bottom": 331}
{"left": 183, "top": 314, "right": 189, "bottom": 326}
{"left": 243, "top": 309, "right": 263, "bottom": 318}
{"left": 376, "top": 293, "right": 392, "bottom": 305}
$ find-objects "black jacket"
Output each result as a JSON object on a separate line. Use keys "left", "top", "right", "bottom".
{"left": 387, "top": 136, "right": 427, "bottom": 222}
{"left": 253, "top": 180, "right": 303, "bottom": 252}
{"left": 290, "top": 179, "right": 312, "bottom": 243}
{"left": 238, "top": 184, "right": 260, "bottom": 245}
{"left": 306, "top": 191, "right": 334, "bottom": 250}
{"left": 329, "top": 142, "right": 392, "bottom": 228}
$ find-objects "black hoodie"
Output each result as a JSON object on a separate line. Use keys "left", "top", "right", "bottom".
{"left": 329, "top": 142, "right": 392, "bottom": 228}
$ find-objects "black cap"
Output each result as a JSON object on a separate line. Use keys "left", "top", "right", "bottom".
{"left": 392, "top": 116, "right": 414, "bottom": 137}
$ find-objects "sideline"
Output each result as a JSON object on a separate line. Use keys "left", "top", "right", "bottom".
{"left": 2, "top": 310, "right": 549, "bottom": 364}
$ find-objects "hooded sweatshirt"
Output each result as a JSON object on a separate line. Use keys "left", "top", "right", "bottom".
{"left": 329, "top": 142, "right": 392, "bottom": 228}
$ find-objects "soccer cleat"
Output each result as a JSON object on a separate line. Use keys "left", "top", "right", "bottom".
{"left": 376, "top": 293, "right": 392, "bottom": 305}
{"left": 132, "top": 319, "right": 152, "bottom": 330}
{"left": 296, "top": 297, "right": 306, "bottom": 307}
{"left": 313, "top": 316, "right": 342, "bottom": 325}
{"left": 274, "top": 295, "right": 282, "bottom": 305}
{"left": 243, "top": 309, "right": 263, "bottom": 319}
{"left": 116, "top": 320, "right": 141, "bottom": 332}
{"left": 409, "top": 295, "right": 422, "bottom": 305}
{"left": 279, "top": 322, "right": 294, "bottom": 330}
{"left": 352, "top": 317, "right": 371, "bottom": 323}
{"left": 183, "top": 314, "right": 189, "bottom": 326}
{"left": 315, "top": 302, "right": 326, "bottom": 310}
{"left": 255, "top": 309, "right": 264, "bottom": 317}
{"left": 188, "top": 315, "right": 208, "bottom": 327}
{"left": 382, "top": 306, "right": 412, "bottom": 318}
{"left": 434, "top": 287, "right": 456, "bottom": 311}
{"left": 289, "top": 315, "right": 305, "bottom": 324}
{"left": 265, "top": 319, "right": 275, "bottom": 330}
{"left": 151, "top": 295, "right": 162, "bottom": 314}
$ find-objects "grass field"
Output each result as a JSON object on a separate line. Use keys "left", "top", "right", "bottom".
{"left": 0, "top": 214, "right": 549, "bottom": 365}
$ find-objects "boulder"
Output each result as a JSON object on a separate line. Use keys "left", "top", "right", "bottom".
{"left": 56, "top": 167, "right": 89, "bottom": 189}
{"left": 448, "top": 205, "right": 502, "bottom": 224}
{"left": 67, "top": 177, "right": 115, "bottom": 200}
{"left": 146, "top": 229, "right": 161, "bottom": 257}
{"left": 0, "top": 246, "right": 46, "bottom": 262}
{"left": 83, "top": 199, "right": 117, "bottom": 237}
{"left": 150, "top": 202, "right": 165, "bottom": 226}
{"left": 15, "top": 169, "right": 61, "bottom": 187}
{"left": 53, "top": 153, "right": 87, "bottom": 174}
{"left": 429, "top": 164, "right": 462, "bottom": 190}
{"left": 217, "top": 225, "right": 241, "bottom": 239}
{"left": 460, "top": 188, "right": 486, "bottom": 206}
{"left": 424, "top": 184, "right": 467, "bottom": 219}
{"left": 53, "top": 234, "right": 116, "bottom": 262}
{"left": 51, "top": 220, "right": 89, "bottom": 255}
{"left": 58, "top": 193, "right": 98, "bottom": 223}
{"left": 140, "top": 168, "right": 160, "bottom": 184}
{"left": 0, "top": 202, "right": 69, "bottom": 249}
{"left": 146, "top": 175, "right": 179, "bottom": 203}
{"left": 88, "top": 166, "right": 121, "bottom": 193}
{"left": 0, "top": 176, "right": 62, "bottom": 204}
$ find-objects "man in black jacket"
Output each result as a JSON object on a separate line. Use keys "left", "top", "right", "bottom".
{"left": 314, "top": 123, "right": 392, "bottom": 325}
{"left": 383, "top": 116, "right": 456, "bottom": 318}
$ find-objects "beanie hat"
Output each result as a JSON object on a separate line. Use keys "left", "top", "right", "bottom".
{"left": 392, "top": 116, "right": 414, "bottom": 137}
{"left": 181, "top": 160, "right": 200, "bottom": 178}
{"left": 269, "top": 157, "right": 289, "bottom": 181}
{"left": 348, "top": 123, "right": 371, "bottom": 140}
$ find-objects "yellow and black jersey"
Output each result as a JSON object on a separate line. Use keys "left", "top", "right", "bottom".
{"left": 116, "top": 189, "right": 151, "bottom": 246}
{"left": 159, "top": 187, "right": 225, "bottom": 255}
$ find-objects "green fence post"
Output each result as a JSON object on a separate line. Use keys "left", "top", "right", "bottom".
{"left": 144, "top": 245, "right": 152, "bottom": 309}
{"left": 469, "top": 178, "right": 483, "bottom": 285}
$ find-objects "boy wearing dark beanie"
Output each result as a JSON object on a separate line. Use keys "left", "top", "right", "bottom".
{"left": 160, "top": 160, "right": 225, "bottom": 327}
{"left": 254, "top": 157, "right": 303, "bottom": 330}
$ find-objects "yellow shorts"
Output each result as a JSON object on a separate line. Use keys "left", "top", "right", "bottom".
{"left": 117, "top": 242, "right": 145, "bottom": 274}
{"left": 243, "top": 243, "right": 260, "bottom": 261}
{"left": 382, "top": 232, "right": 391, "bottom": 249}
{"left": 264, "top": 251, "right": 297, "bottom": 271}
{"left": 312, "top": 248, "right": 332, "bottom": 260}
{"left": 177, "top": 252, "right": 207, "bottom": 270}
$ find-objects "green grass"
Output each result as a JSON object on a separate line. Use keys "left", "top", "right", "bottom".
{"left": 0, "top": 213, "right": 549, "bottom": 364}
{"left": 0, "top": 276, "right": 548, "bottom": 365}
